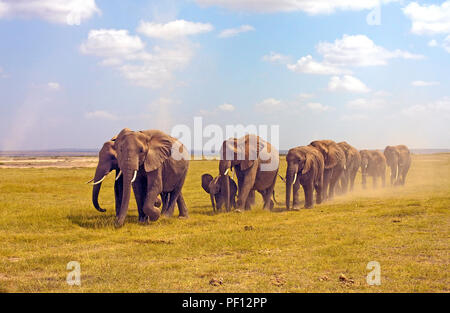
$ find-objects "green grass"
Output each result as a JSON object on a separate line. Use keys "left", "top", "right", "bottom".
{"left": 0, "top": 154, "right": 449, "bottom": 292}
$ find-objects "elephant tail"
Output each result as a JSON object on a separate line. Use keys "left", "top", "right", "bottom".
{"left": 272, "top": 190, "right": 278, "bottom": 204}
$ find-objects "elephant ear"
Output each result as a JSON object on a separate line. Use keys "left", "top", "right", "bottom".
{"left": 240, "top": 135, "right": 263, "bottom": 171}
{"left": 325, "top": 145, "right": 340, "bottom": 169}
{"left": 144, "top": 132, "right": 173, "bottom": 172}
{"left": 302, "top": 154, "right": 314, "bottom": 174}
{"left": 201, "top": 174, "right": 213, "bottom": 194}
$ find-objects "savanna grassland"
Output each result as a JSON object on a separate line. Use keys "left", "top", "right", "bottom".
{"left": 0, "top": 154, "right": 448, "bottom": 292}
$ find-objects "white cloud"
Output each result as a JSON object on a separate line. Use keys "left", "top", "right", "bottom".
{"left": 195, "top": 0, "right": 397, "bottom": 15}
{"left": 85, "top": 110, "right": 118, "bottom": 120}
{"left": 219, "top": 25, "right": 254, "bottom": 38}
{"left": 306, "top": 102, "right": 332, "bottom": 112}
{"left": 411, "top": 80, "right": 440, "bottom": 87}
{"left": 402, "top": 97, "right": 450, "bottom": 117}
{"left": 287, "top": 55, "right": 347, "bottom": 75}
{"left": 444, "top": 35, "right": 450, "bottom": 53}
{"left": 47, "top": 82, "right": 60, "bottom": 90}
{"left": 347, "top": 98, "right": 385, "bottom": 109}
{"left": 403, "top": 1, "right": 450, "bottom": 35}
{"left": 0, "top": 0, "right": 100, "bottom": 25}
{"left": 262, "top": 52, "right": 290, "bottom": 64}
{"left": 316, "top": 34, "right": 424, "bottom": 67}
{"left": 428, "top": 39, "right": 438, "bottom": 47}
{"left": 341, "top": 113, "right": 368, "bottom": 121}
{"left": 328, "top": 75, "right": 370, "bottom": 93}
{"left": 298, "top": 93, "right": 315, "bottom": 99}
{"left": 137, "top": 20, "right": 213, "bottom": 40}
{"left": 80, "top": 29, "right": 195, "bottom": 88}
{"left": 218, "top": 103, "right": 235, "bottom": 112}
{"left": 255, "top": 98, "right": 285, "bottom": 113}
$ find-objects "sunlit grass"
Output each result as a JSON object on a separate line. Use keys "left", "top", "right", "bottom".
{"left": 0, "top": 154, "right": 448, "bottom": 292}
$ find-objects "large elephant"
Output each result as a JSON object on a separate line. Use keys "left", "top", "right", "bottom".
{"left": 285, "top": 146, "right": 324, "bottom": 209}
{"left": 88, "top": 137, "right": 161, "bottom": 218}
{"left": 360, "top": 150, "right": 386, "bottom": 189}
{"left": 114, "top": 128, "right": 189, "bottom": 227}
{"left": 337, "top": 141, "right": 361, "bottom": 193}
{"left": 201, "top": 174, "right": 237, "bottom": 212}
{"left": 219, "top": 134, "right": 279, "bottom": 211}
{"left": 384, "top": 145, "right": 411, "bottom": 185}
{"left": 309, "top": 140, "right": 346, "bottom": 201}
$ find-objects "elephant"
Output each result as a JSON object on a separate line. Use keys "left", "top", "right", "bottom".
{"left": 360, "top": 150, "right": 386, "bottom": 189}
{"left": 384, "top": 145, "right": 411, "bottom": 186}
{"left": 219, "top": 134, "right": 279, "bottom": 211}
{"left": 337, "top": 141, "right": 361, "bottom": 193}
{"left": 114, "top": 128, "right": 189, "bottom": 227}
{"left": 201, "top": 174, "right": 237, "bottom": 212}
{"left": 88, "top": 136, "right": 161, "bottom": 217}
{"left": 285, "top": 146, "right": 324, "bottom": 210}
{"left": 309, "top": 140, "right": 346, "bottom": 201}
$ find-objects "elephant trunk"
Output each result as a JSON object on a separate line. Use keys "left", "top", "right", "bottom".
{"left": 219, "top": 160, "right": 232, "bottom": 211}
{"left": 285, "top": 168, "right": 295, "bottom": 210}
{"left": 91, "top": 166, "right": 109, "bottom": 213}
{"left": 115, "top": 168, "right": 135, "bottom": 227}
{"left": 210, "top": 193, "right": 216, "bottom": 211}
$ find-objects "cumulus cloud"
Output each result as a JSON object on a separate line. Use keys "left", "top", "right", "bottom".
{"left": 262, "top": 52, "right": 290, "bottom": 64}
{"left": 254, "top": 98, "right": 285, "bottom": 113}
{"left": 195, "top": 0, "right": 397, "bottom": 15}
{"left": 346, "top": 98, "right": 386, "bottom": 109}
{"left": 403, "top": 1, "right": 450, "bottom": 35}
{"left": 219, "top": 25, "right": 254, "bottom": 38}
{"left": 137, "top": 19, "right": 213, "bottom": 40}
{"left": 428, "top": 39, "right": 438, "bottom": 47}
{"left": 80, "top": 28, "right": 195, "bottom": 88}
{"left": 47, "top": 82, "right": 60, "bottom": 90}
{"left": 85, "top": 110, "right": 118, "bottom": 120}
{"left": 280, "top": 35, "right": 423, "bottom": 76}
{"left": 328, "top": 75, "right": 370, "bottom": 93}
{"left": 306, "top": 102, "right": 333, "bottom": 112}
{"left": 218, "top": 103, "right": 235, "bottom": 112}
{"left": 411, "top": 80, "right": 440, "bottom": 87}
{"left": 287, "top": 55, "right": 347, "bottom": 75}
{"left": 402, "top": 97, "right": 450, "bottom": 117}
{"left": 0, "top": 0, "right": 100, "bottom": 25}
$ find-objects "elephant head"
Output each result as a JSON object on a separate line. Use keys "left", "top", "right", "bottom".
{"left": 384, "top": 145, "right": 398, "bottom": 173}
{"left": 360, "top": 150, "right": 370, "bottom": 187}
{"left": 201, "top": 173, "right": 237, "bottom": 211}
{"left": 310, "top": 140, "right": 343, "bottom": 170}
{"left": 219, "top": 134, "right": 265, "bottom": 211}
{"left": 285, "top": 147, "right": 315, "bottom": 210}
{"left": 114, "top": 128, "right": 173, "bottom": 227}
{"left": 89, "top": 136, "right": 119, "bottom": 213}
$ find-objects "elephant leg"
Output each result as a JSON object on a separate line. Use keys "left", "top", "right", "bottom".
{"left": 236, "top": 169, "right": 257, "bottom": 211}
{"left": 323, "top": 169, "right": 332, "bottom": 201}
{"left": 372, "top": 176, "right": 377, "bottom": 189}
{"left": 262, "top": 175, "right": 276, "bottom": 211}
{"left": 304, "top": 181, "right": 314, "bottom": 209}
{"left": 160, "top": 192, "right": 169, "bottom": 214}
{"left": 176, "top": 193, "right": 188, "bottom": 218}
{"left": 164, "top": 187, "right": 182, "bottom": 217}
{"left": 329, "top": 167, "right": 343, "bottom": 200}
{"left": 381, "top": 171, "right": 386, "bottom": 188}
{"left": 114, "top": 172, "right": 123, "bottom": 216}
{"left": 292, "top": 177, "right": 302, "bottom": 210}
{"left": 349, "top": 168, "right": 357, "bottom": 191}
{"left": 133, "top": 175, "right": 147, "bottom": 222}
{"left": 314, "top": 181, "right": 323, "bottom": 205}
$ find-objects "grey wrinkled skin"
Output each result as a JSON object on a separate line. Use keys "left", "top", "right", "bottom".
{"left": 219, "top": 134, "right": 279, "bottom": 212}
{"left": 309, "top": 140, "right": 346, "bottom": 201}
{"left": 384, "top": 145, "right": 411, "bottom": 186}
{"left": 285, "top": 146, "right": 324, "bottom": 210}
{"left": 201, "top": 174, "right": 237, "bottom": 212}
{"left": 114, "top": 129, "right": 189, "bottom": 228}
{"left": 337, "top": 141, "right": 361, "bottom": 194}
{"left": 360, "top": 150, "right": 387, "bottom": 189}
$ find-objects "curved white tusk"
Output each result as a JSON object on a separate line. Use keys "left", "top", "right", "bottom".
{"left": 224, "top": 168, "right": 229, "bottom": 176}
{"left": 131, "top": 170, "right": 137, "bottom": 183}
{"left": 115, "top": 170, "right": 122, "bottom": 181}
{"left": 293, "top": 173, "right": 297, "bottom": 183}
{"left": 86, "top": 178, "right": 94, "bottom": 184}
{"left": 92, "top": 175, "right": 107, "bottom": 185}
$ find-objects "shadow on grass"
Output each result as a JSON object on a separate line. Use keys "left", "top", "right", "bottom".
{"left": 67, "top": 214, "right": 139, "bottom": 229}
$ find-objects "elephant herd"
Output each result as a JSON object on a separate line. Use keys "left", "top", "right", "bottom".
{"left": 88, "top": 128, "right": 411, "bottom": 227}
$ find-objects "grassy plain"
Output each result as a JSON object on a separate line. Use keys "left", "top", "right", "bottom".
{"left": 0, "top": 154, "right": 448, "bottom": 292}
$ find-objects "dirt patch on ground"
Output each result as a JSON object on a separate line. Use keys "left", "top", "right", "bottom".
{"left": 0, "top": 156, "right": 98, "bottom": 168}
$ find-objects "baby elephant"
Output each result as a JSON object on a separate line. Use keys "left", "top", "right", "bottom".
{"left": 202, "top": 174, "right": 237, "bottom": 212}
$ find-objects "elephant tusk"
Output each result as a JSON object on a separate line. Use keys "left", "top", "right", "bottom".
{"left": 131, "top": 170, "right": 137, "bottom": 183}
{"left": 224, "top": 168, "right": 229, "bottom": 176}
{"left": 86, "top": 178, "right": 94, "bottom": 184}
{"left": 293, "top": 173, "right": 297, "bottom": 183}
{"left": 92, "top": 175, "right": 107, "bottom": 185}
{"left": 115, "top": 170, "right": 122, "bottom": 181}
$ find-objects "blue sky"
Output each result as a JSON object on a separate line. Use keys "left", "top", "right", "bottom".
{"left": 0, "top": 0, "right": 449, "bottom": 151}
